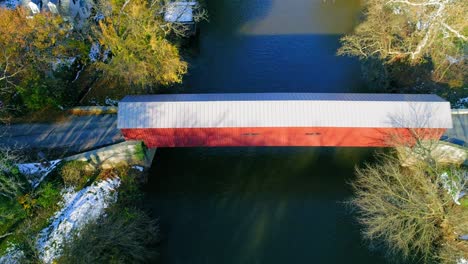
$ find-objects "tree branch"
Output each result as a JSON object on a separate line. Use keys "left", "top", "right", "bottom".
{"left": 386, "top": 0, "right": 442, "bottom": 7}
{"left": 441, "top": 22, "right": 467, "bottom": 41}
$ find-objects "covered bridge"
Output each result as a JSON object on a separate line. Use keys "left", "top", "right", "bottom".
{"left": 117, "top": 93, "right": 452, "bottom": 148}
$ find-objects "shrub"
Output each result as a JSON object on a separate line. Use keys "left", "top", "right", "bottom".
{"left": 0, "top": 178, "right": 64, "bottom": 256}
{"left": 59, "top": 160, "right": 95, "bottom": 189}
{"left": 58, "top": 162, "right": 157, "bottom": 263}
{"left": 59, "top": 207, "right": 160, "bottom": 264}
{"left": 134, "top": 142, "right": 146, "bottom": 161}
{"left": 115, "top": 165, "right": 143, "bottom": 206}
{"left": 0, "top": 197, "right": 27, "bottom": 237}
{"left": 36, "top": 182, "right": 62, "bottom": 209}
{"left": 439, "top": 203, "right": 468, "bottom": 263}
{"left": 97, "top": 163, "right": 143, "bottom": 206}
{"left": 17, "top": 194, "right": 37, "bottom": 215}
{"left": 0, "top": 148, "right": 28, "bottom": 200}
{"left": 0, "top": 148, "right": 29, "bottom": 240}
{"left": 0, "top": 171, "right": 26, "bottom": 201}
{"left": 17, "top": 75, "right": 58, "bottom": 111}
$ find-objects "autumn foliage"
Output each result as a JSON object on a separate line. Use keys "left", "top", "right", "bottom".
{"left": 0, "top": 7, "right": 84, "bottom": 110}
{"left": 94, "top": 0, "right": 188, "bottom": 88}
{"left": 0, "top": 1, "right": 189, "bottom": 112}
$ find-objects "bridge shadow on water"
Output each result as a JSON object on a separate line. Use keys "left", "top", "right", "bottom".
{"left": 180, "top": 0, "right": 364, "bottom": 94}
{"left": 144, "top": 147, "right": 389, "bottom": 264}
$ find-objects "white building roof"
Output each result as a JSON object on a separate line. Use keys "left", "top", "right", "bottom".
{"left": 118, "top": 93, "right": 453, "bottom": 129}
{"left": 164, "top": 1, "right": 196, "bottom": 23}
{"left": 45, "top": 2, "right": 59, "bottom": 14}
{"left": 27, "top": 2, "right": 40, "bottom": 15}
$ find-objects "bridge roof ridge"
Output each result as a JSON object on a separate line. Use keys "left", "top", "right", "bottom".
{"left": 120, "top": 93, "right": 447, "bottom": 103}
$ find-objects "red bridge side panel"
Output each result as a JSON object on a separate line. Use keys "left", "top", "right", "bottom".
{"left": 120, "top": 127, "right": 446, "bottom": 148}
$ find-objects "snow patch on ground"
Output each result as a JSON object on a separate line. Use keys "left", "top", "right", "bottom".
{"left": 36, "top": 177, "right": 121, "bottom": 263}
{"left": 88, "top": 43, "right": 110, "bottom": 63}
{"left": 440, "top": 171, "right": 467, "bottom": 205}
{"left": 17, "top": 160, "right": 61, "bottom": 188}
{"left": 52, "top": 57, "right": 76, "bottom": 71}
{"left": 105, "top": 97, "right": 119, "bottom": 106}
{"left": 454, "top": 97, "right": 468, "bottom": 109}
{"left": 89, "top": 43, "right": 101, "bottom": 62}
{"left": 164, "top": 1, "right": 196, "bottom": 22}
{"left": 93, "top": 12, "right": 105, "bottom": 22}
{"left": 458, "top": 258, "right": 468, "bottom": 264}
{"left": 132, "top": 165, "right": 144, "bottom": 172}
{"left": 0, "top": 245, "right": 25, "bottom": 264}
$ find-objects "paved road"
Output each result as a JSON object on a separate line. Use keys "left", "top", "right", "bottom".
{"left": 0, "top": 114, "right": 124, "bottom": 154}
{"left": 444, "top": 111, "right": 468, "bottom": 146}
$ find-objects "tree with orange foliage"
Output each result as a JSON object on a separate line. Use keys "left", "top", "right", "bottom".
{"left": 0, "top": 7, "right": 84, "bottom": 110}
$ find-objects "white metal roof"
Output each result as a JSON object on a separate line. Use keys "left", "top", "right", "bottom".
{"left": 164, "top": 2, "right": 196, "bottom": 23}
{"left": 27, "top": 2, "right": 40, "bottom": 14}
{"left": 118, "top": 93, "right": 453, "bottom": 129}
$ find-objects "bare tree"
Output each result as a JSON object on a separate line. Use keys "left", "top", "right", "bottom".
{"left": 351, "top": 103, "right": 468, "bottom": 263}
{"left": 338, "top": 0, "right": 467, "bottom": 85}
{"left": 0, "top": 147, "right": 25, "bottom": 200}
{"left": 352, "top": 156, "right": 449, "bottom": 262}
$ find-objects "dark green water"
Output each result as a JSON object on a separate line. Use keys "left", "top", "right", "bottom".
{"left": 183, "top": 0, "right": 365, "bottom": 93}
{"left": 145, "top": 0, "right": 389, "bottom": 263}
{"left": 145, "top": 148, "right": 387, "bottom": 263}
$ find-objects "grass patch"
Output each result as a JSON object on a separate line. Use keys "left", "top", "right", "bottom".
{"left": 59, "top": 160, "right": 97, "bottom": 190}
{"left": 460, "top": 197, "right": 468, "bottom": 208}
{"left": 134, "top": 142, "right": 146, "bottom": 162}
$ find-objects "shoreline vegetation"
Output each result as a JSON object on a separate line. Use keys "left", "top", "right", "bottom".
{"left": 338, "top": 0, "right": 467, "bottom": 108}
{"left": 352, "top": 149, "right": 467, "bottom": 263}
{"left": 0, "top": 143, "right": 158, "bottom": 263}
{"left": 0, "top": 0, "right": 208, "bottom": 122}
{"left": 339, "top": 1, "right": 468, "bottom": 261}
{"left": 0, "top": 0, "right": 465, "bottom": 123}
{"left": 0, "top": 0, "right": 466, "bottom": 263}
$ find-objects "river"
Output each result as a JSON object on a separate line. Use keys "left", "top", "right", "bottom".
{"left": 144, "top": 0, "right": 389, "bottom": 263}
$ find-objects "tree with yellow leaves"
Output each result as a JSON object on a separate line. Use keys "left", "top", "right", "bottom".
{"left": 0, "top": 7, "right": 85, "bottom": 111}
{"left": 93, "top": 0, "right": 188, "bottom": 89}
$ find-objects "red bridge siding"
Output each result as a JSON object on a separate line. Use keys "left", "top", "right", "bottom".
{"left": 121, "top": 127, "right": 446, "bottom": 148}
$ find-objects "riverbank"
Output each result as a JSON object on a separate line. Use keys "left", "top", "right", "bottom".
{"left": 0, "top": 141, "right": 157, "bottom": 263}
